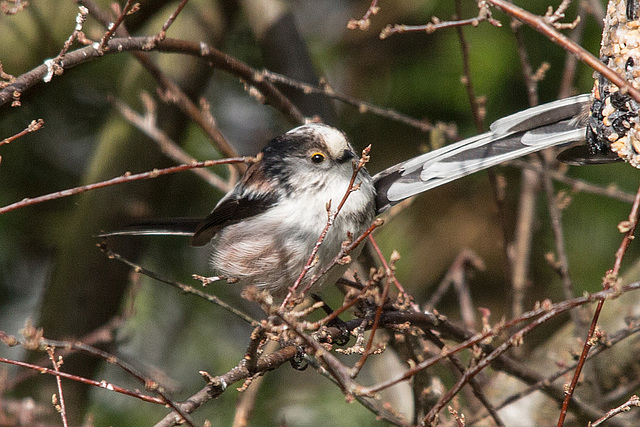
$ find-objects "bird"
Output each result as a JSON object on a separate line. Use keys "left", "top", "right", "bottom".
{"left": 103, "top": 93, "right": 613, "bottom": 297}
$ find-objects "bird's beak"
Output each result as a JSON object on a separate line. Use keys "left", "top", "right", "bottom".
{"left": 337, "top": 149, "right": 356, "bottom": 164}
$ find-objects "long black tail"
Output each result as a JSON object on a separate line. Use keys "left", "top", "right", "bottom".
{"left": 98, "top": 218, "right": 203, "bottom": 238}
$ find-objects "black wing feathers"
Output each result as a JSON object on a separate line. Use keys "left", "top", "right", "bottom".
{"left": 191, "top": 195, "right": 276, "bottom": 246}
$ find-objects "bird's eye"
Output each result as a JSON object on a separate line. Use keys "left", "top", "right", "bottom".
{"left": 311, "top": 152, "right": 325, "bottom": 163}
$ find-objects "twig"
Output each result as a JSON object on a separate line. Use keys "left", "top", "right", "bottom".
{"left": 425, "top": 249, "right": 485, "bottom": 330}
{"left": 454, "top": 0, "right": 485, "bottom": 134}
{"left": 347, "top": 0, "right": 379, "bottom": 31}
{"left": 349, "top": 241, "right": 393, "bottom": 378}
{"left": 305, "top": 354, "right": 411, "bottom": 427}
{"left": 153, "top": 0, "right": 189, "bottom": 43}
{"left": 76, "top": 0, "right": 241, "bottom": 162}
{"left": 98, "top": 0, "right": 136, "bottom": 51}
{"left": 590, "top": 395, "right": 640, "bottom": 427}
{"left": 425, "top": 325, "right": 505, "bottom": 426}
{"left": 0, "top": 119, "right": 44, "bottom": 147}
{"left": 360, "top": 281, "right": 640, "bottom": 396}
{"left": 511, "top": 19, "right": 540, "bottom": 106}
{"left": 99, "top": 242, "right": 259, "bottom": 326}
{"left": 1, "top": 318, "right": 123, "bottom": 390}
{"left": 485, "top": 0, "right": 640, "bottom": 104}
{"left": 153, "top": 345, "right": 298, "bottom": 426}
{"left": 380, "top": 2, "right": 501, "bottom": 40}
{"left": 541, "top": 157, "right": 582, "bottom": 327}
{"left": 275, "top": 311, "right": 357, "bottom": 396}
{"left": 0, "top": 157, "right": 248, "bottom": 216}
{"left": 260, "top": 70, "right": 435, "bottom": 134}
{"left": 0, "top": 357, "right": 165, "bottom": 405}
{"left": 4, "top": 322, "right": 197, "bottom": 425}
{"left": 42, "top": 5, "right": 89, "bottom": 84}
{"left": 467, "top": 320, "right": 640, "bottom": 425}
{"left": 510, "top": 168, "right": 539, "bottom": 319}
{"left": 303, "top": 218, "right": 384, "bottom": 297}
{"left": 109, "top": 94, "right": 231, "bottom": 192}
{"left": 46, "top": 348, "right": 68, "bottom": 427}
{"left": 511, "top": 159, "right": 637, "bottom": 204}
{"left": 557, "top": 4, "right": 589, "bottom": 99}
{"left": 544, "top": 0, "right": 579, "bottom": 29}
{"left": 557, "top": 183, "right": 640, "bottom": 426}
{"left": 0, "top": 36, "right": 305, "bottom": 125}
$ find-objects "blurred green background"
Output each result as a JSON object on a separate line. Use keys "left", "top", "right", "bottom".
{"left": 1, "top": 0, "right": 638, "bottom": 425}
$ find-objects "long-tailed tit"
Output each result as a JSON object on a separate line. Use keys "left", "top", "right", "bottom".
{"left": 104, "top": 93, "right": 602, "bottom": 296}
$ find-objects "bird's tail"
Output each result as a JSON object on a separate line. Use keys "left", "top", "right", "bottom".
{"left": 374, "top": 94, "right": 592, "bottom": 212}
{"left": 98, "top": 218, "right": 203, "bottom": 238}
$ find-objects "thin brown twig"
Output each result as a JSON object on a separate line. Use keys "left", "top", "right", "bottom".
{"left": 360, "top": 280, "right": 640, "bottom": 396}
{"left": 508, "top": 15, "right": 545, "bottom": 323}
{"left": 0, "top": 35, "right": 305, "bottom": 125}
{"left": 306, "top": 350, "right": 412, "bottom": 427}
{"left": 304, "top": 218, "right": 384, "bottom": 297}
{"left": 424, "top": 290, "right": 596, "bottom": 425}
{"left": 46, "top": 348, "right": 68, "bottom": 427}
{"left": 423, "top": 322, "right": 505, "bottom": 427}
{"left": 232, "top": 372, "right": 265, "bottom": 427}
{"left": 558, "top": 4, "right": 589, "bottom": 99}
{"left": 0, "top": 357, "right": 165, "bottom": 405}
{"left": 557, "top": 183, "right": 640, "bottom": 426}
{"left": 45, "top": 333, "right": 193, "bottom": 424}
{"left": 76, "top": 0, "right": 240, "bottom": 163}
{"left": 347, "top": 0, "right": 379, "bottom": 31}
{"left": 99, "top": 242, "right": 259, "bottom": 326}
{"left": 591, "top": 395, "right": 640, "bottom": 427}
{"left": 467, "top": 320, "right": 640, "bottom": 425}
{"left": 380, "top": 2, "right": 501, "bottom": 40}
{"left": 425, "top": 249, "right": 485, "bottom": 330}
{"left": 1, "top": 318, "right": 123, "bottom": 390}
{"left": 0, "top": 119, "right": 43, "bottom": 147}
{"left": 0, "top": 157, "right": 248, "bottom": 216}
{"left": 98, "top": 0, "right": 136, "bottom": 51}
{"left": 486, "top": 0, "right": 640, "bottom": 104}
{"left": 42, "top": 5, "right": 89, "bottom": 84}
{"left": 509, "top": 169, "right": 539, "bottom": 320}
{"left": 153, "top": 0, "right": 189, "bottom": 43}
{"left": 368, "top": 234, "right": 415, "bottom": 300}
{"left": 541, "top": 157, "right": 582, "bottom": 326}
{"left": 275, "top": 312, "right": 357, "bottom": 396}
{"left": 454, "top": 0, "right": 484, "bottom": 134}
{"left": 544, "top": 0, "right": 578, "bottom": 28}
{"left": 349, "top": 237, "right": 392, "bottom": 377}
{"left": 154, "top": 345, "right": 298, "bottom": 427}
{"left": 511, "top": 158, "right": 637, "bottom": 204}
{"left": 109, "top": 94, "right": 231, "bottom": 192}
{"left": 511, "top": 19, "right": 540, "bottom": 106}
{"left": 260, "top": 70, "right": 435, "bottom": 134}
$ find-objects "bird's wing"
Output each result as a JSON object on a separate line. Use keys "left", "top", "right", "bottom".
{"left": 190, "top": 194, "right": 277, "bottom": 246}
{"left": 373, "top": 94, "right": 592, "bottom": 212}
